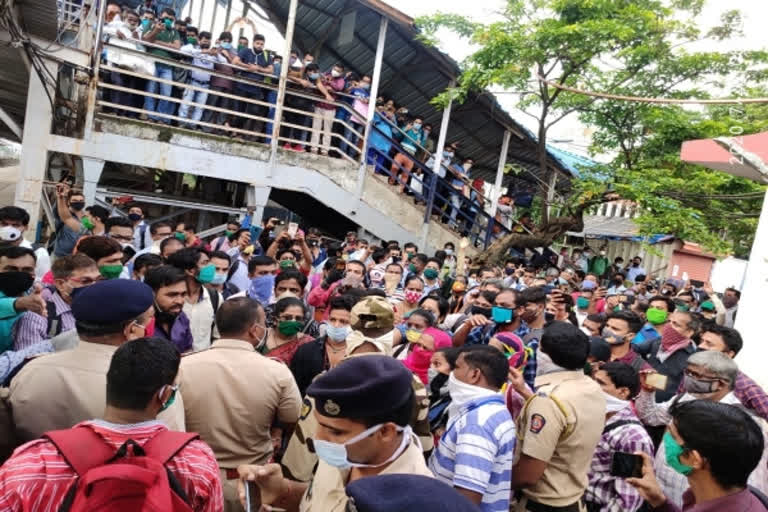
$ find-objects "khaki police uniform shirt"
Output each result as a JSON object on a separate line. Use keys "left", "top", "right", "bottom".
{"left": 299, "top": 435, "right": 433, "bottom": 512}
{"left": 514, "top": 370, "right": 605, "bottom": 507}
{"left": 9, "top": 340, "right": 186, "bottom": 442}
{"left": 179, "top": 338, "right": 301, "bottom": 468}
{"left": 282, "top": 369, "right": 433, "bottom": 482}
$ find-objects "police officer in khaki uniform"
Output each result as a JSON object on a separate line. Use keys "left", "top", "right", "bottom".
{"left": 179, "top": 296, "right": 301, "bottom": 512}
{"left": 237, "top": 355, "right": 433, "bottom": 512}
{"left": 512, "top": 321, "right": 605, "bottom": 512}
{"left": 9, "top": 280, "right": 186, "bottom": 443}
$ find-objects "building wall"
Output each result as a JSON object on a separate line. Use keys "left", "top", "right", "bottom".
{"left": 668, "top": 252, "right": 714, "bottom": 282}
{"left": 596, "top": 239, "right": 676, "bottom": 279}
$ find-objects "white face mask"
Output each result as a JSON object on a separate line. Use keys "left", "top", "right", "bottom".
{"left": 446, "top": 372, "right": 499, "bottom": 425}
{"left": 536, "top": 350, "right": 567, "bottom": 377}
{"left": 312, "top": 423, "right": 411, "bottom": 469}
{"left": 603, "top": 391, "right": 630, "bottom": 413}
{"left": 331, "top": 69, "right": 341, "bottom": 78}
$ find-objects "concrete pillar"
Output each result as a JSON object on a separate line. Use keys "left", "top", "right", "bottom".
{"left": 81, "top": 157, "right": 105, "bottom": 206}
{"left": 735, "top": 189, "right": 768, "bottom": 390}
{"left": 14, "top": 63, "right": 55, "bottom": 230}
{"left": 246, "top": 184, "right": 271, "bottom": 226}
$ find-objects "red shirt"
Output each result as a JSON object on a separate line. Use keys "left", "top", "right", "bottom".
{"left": 0, "top": 420, "right": 224, "bottom": 512}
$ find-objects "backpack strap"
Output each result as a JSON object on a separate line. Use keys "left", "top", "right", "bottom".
{"left": 44, "top": 426, "right": 116, "bottom": 476}
{"left": 141, "top": 430, "right": 199, "bottom": 464}
{"left": 749, "top": 486, "right": 768, "bottom": 510}
{"left": 602, "top": 419, "right": 642, "bottom": 435}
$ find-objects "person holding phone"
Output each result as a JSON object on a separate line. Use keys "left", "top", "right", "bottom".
{"left": 585, "top": 362, "right": 654, "bottom": 512}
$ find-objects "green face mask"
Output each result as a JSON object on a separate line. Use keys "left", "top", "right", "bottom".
{"left": 406, "top": 253, "right": 414, "bottom": 261}
{"left": 424, "top": 268, "right": 439, "bottom": 280}
{"left": 237, "top": 44, "right": 246, "bottom": 51}
{"left": 577, "top": 296, "right": 590, "bottom": 309}
{"left": 408, "top": 263, "right": 417, "bottom": 273}
{"left": 280, "top": 260, "right": 295, "bottom": 269}
{"left": 187, "top": 36, "right": 198, "bottom": 45}
{"left": 646, "top": 307, "right": 668, "bottom": 325}
{"left": 174, "top": 232, "right": 186, "bottom": 242}
{"left": 196, "top": 263, "right": 216, "bottom": 284}
{"left": 81, "top": 216, "right": 95, "bottom": 231}
{"left": 278, "top": 320, "right": 303, "bottom": 337}
{"left": 163, "top": 18, "right": 173, "bottom": 30}
{"left": 224, "top": 230, "right": 234, "bottom": 237}
{"left": 99, "top": 264, "right": 124, "bottom": 280}
{"left": 663, "top": 431, "right": 693, "bottom": 475}
{"left": 159, "top": 386, "right": 177, "bottom": 412}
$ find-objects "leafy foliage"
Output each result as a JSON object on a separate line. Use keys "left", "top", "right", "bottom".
{"left": 416, "top": 0, "right": 767, "bottom": 262}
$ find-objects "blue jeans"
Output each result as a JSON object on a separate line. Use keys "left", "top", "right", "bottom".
{"left": 178, "top": 80, "right": 209, "bottom": 126}
{"left": 341, "top": 124, "right": 362, "bottom": 157}
{"left": 367, "top": 148, "right": 388, "bottom": 175}
{"left": 265, "top": 89, "right": 277, "bottom": 144}
{"left": 144, "top": 64, "right": 175, "bottom": 123}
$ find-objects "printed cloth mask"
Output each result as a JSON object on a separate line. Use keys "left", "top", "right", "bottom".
{"left": 646, "top": 307, "right": 668, "bottom": 325}
{"left": 248, "top": 275, "right": 275, "bottom": 304}
{"left": 326, "top": 324, "right": 350, "bottom": 343}
{"left": 0, "top": 271, "right": 34, "bottom": 297}
{"left": 405, "top": 290, "right": 422, "bottom": 304}
{"left": 491, "top": 306, "right": 514, "bottom": 324}
{"left": 661, "top": 323, "right": 689, "bottom": 352}
{"left": 196, "top": 264, "right": 216, "bottom": 284}
{"left": 312, "top": 423, "right": 412, "bottom": 469}
{"left": 428, "top": 368, "right": 449, "bottom": 395}
{"left": 663, "top": 431, "right": 693, "bottom": 475}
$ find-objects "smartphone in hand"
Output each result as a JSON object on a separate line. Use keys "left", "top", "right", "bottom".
{"left": 645, "top": 373, "right": 668, "bottom": 391}
{"left": 610, "top": 451, "right": 644, "bottom": 478}
{"left": 287, "top": 222, "right": 298, "bottom": 239}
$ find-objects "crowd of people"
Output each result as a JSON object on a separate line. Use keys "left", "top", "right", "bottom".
{"left": 0, "top": 179, "right": 764, "bottom": 512}
{"left": 96, "top": 1, "right": 518, "bottom": 237}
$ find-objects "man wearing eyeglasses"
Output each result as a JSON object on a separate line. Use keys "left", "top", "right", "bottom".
{"left": 13, "top": 254, "right": 102, "bottom": 351}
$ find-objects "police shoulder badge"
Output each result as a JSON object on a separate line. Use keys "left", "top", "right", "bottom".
{"left": 530, "top": 413, "right": 546, "bottom": 434}
{"left": 323, "top": 399, "right": 341, "bottom": 416}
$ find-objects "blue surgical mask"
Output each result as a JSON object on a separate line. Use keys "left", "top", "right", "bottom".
{"left": 220, "top": 42, "right": 232, "bottom": 49}
{"left": 210, "top": 272, "right": 227, "bottom": 286}
{"left": 326, "top": 324, "right": 350, "bottom": 343}
{"left": 491, "top": 306, "right": 514, "bottom": 324}
{"left": 312, "top": 424, "right": 410, "bottom": 469}
{"left": 308, "top": 72, "right": 320, "bottom": 80}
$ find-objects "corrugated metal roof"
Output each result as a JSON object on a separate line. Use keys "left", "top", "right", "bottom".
{"left": 252, "top": 0, "right": 574, "bottom": 191}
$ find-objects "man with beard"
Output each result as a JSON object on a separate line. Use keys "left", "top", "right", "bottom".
{"left": 144, "top": 265, "right": 193, "bottom": 353}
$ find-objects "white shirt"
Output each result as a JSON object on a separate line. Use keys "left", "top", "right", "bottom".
{"left": 182, "top": 286, "right": 221, "bottom": 352}
{"left": 20, "top": 240, "right": 50, "bottom": 281}
{"left": 132, "top": 221, "right": 152, "bottom": 251}
{"left": 179, "top": 44, "right": 219, "bottom": 83}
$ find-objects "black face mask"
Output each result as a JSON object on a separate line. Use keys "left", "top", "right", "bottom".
{"left": 70, "top": 202, "right": 85, "bottom": 212}
{"left": 0, "top": 271, "right": 34, "bottom": 297}
{"left": 430, "top": 372, "right": 449, "bottom": 396}
{"left": 470, "top": 305, "right": 492, "bottom": 318}
{"left": 544, "top": 311, "right": 555, "bottom": 324}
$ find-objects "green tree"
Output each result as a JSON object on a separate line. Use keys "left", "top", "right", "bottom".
{"left": 416, "top": 0, "right": 759, "bottom": 263}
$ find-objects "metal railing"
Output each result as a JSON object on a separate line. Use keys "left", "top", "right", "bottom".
{"left": 94, "top": 35, "right": 368, "bottom": 165}
{"left": 56, "top": 0, "right": 83, "bottom": 41}
{"left": 367, "top": 118, "right": 511, "bottom": 249}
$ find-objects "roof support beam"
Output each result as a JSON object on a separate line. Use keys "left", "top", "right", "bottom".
{"left": 0, "top": 107, "right": 22, "bottom": 140}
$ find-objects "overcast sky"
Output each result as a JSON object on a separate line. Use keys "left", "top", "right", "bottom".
{"left": 384, "top": 0, "right": 768, "bottom": 157}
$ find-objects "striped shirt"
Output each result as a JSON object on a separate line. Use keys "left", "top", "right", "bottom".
{"left": 0, "top": 420, "right": 224, "bottom": 512}
{"left": 428, "top": 395, "right": 516, "bottom": 512}
{"left": 12, "top": 289, "right": 75, "bottom": 351}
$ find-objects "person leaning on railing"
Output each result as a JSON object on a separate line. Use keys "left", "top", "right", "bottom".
{"left": 102, "top": 9, "right": 142, "bottom": 118}
{"left": 366, "top": 103, "right": 394, "bottom": 174}
{"left": 230, "top": 34, "right": 274, "bottom": 142}
{"left": 310, "top": 63, "right": 346, "bottom": 156}
{"left": 177, "top": 29, "right": 218, "bottom": 129}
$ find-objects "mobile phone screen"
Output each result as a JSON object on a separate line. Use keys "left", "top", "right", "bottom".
{"left": 610, "top": 451, "right": 644, "bottom": 478}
